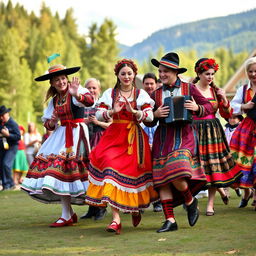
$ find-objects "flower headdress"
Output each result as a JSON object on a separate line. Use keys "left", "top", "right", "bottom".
{"left": 114, "top": 59, "right": 138, "bottom": 76}
{"left": 195, "top": 58, "right": 219, "bottom": 74}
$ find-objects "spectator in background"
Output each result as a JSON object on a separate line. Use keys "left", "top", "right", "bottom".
{"left": 84, "top": 78, "right": 112, "bottom": 149}
{"left": 224, "top": 115, "right": 244, "bottom": 145}
{"left": 141, "top": 73, "right": 162, "bottom": 212}
{"left": 0, "top": 105, "right": 20, "bottom": 191}
{"left": 12, "top": 125, "right": 28, "bottom": 186}
{"left": 24, "top": 122, "right": 42, "bottom": 165}
{"left": 81, "top": 78, "right": 111, "bottom": 221}
{"left": 142, "top": 73, "right": 158, "bottom": 96}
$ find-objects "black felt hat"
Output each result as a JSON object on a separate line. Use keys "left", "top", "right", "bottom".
{"left": 0, "top": 105, "right": 11, "bottom": 115}
{"left": 151, "top": 52, "right": 187, "bottom": 74}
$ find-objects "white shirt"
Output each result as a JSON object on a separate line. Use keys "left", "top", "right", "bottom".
{"left": 231, "top": 81, "right": 251, "bottom": 114}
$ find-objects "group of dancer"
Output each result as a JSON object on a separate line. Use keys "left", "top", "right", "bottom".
{"left": 20, "top": 52, "right": 256, "bottom": 234}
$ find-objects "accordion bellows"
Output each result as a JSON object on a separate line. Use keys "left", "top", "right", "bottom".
{"left": 164, "top": 95, "right": 192, "bottom": 123}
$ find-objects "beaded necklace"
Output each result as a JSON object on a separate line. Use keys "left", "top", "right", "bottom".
{"left": 57, "top": 93, "right": 68, "bottom": 105}
{"left": 119, "top": 88, "right": 133, "bottom": 99}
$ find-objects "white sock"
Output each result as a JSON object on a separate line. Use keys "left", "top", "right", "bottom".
{"left": 57, "top": 196, "right": 71, "bottom": 222}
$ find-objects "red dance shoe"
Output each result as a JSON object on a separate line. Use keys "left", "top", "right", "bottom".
{"left": 71, "top": 213, "right": 78, "bottom": 223}
{"left": 132, "top": 212, "right": 141, "bottom": 227}
{"left": 106, "top": 221, "right": 121, "bottom": 235}
{"left": 49, "top": 217, "right": 73, "bottom": 228}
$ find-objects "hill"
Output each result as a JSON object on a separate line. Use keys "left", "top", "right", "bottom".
{"left": 120, "top": 8, "right": 256, "bottom": 62}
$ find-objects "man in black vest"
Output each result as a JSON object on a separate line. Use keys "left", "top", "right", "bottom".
{"left": 0, "top": 105, "right": 20, "bottom": 190}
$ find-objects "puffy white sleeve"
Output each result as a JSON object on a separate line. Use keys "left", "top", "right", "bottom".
{"left": 95, "top": 88, "right": 113, "bottom": 121}
{"left": 42, "top": 98, "right": 54, "bottom": 123}
{"left": 72, "top": 85, "right": 94, "bottom": 107}
{"left": 230, "top": 85, "right": 244, "bottom": 114}
{"left": 136, "top": 89, "right": 155, "bottom": 122}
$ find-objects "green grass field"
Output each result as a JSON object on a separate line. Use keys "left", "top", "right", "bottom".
{"left": 0, "top": 190, "right": 255, "bottom": 256}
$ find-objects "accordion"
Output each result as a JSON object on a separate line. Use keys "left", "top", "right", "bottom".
{"left": 164, "top": 95, "right": 192, "bottom": 124}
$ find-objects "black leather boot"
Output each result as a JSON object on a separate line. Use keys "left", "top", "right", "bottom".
{"left": 80, "top": 206, "right": 96, "bottom": 219}
{"left": 94, "top": 207, "right": 107, "bottom": 221}
{"left": 153, "top": 201, "right": 163, "bottom": 212}
{"left": 238, "top": 198, "right": 249, "bottom": 208}
{"left": 186, "top": 197, "right": 199, "bottom": 227}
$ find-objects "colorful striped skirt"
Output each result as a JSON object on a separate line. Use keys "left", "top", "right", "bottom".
{"left": 21, "top": 123, "right": 90, "bottom": 205}
{"left": 230, "top": 117, "right": 256, "bottom": 188}
{"left": 152, "top": 148, "right": 206, "bottom": 207}
{"left": 194, "top": 118, "right": 241, "bottom": 187}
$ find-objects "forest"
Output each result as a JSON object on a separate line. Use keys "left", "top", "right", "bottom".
{"left": 0, "top": 1, "right": 251, "bottom": 130}
{"left": 123, "top": 8, "right": 256, "bottom": 60}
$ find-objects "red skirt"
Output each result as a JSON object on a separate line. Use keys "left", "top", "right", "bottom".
{"left": 86, "top": 120, "right": 158, "bottom": 212}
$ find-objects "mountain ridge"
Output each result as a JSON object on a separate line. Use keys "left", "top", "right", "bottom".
{"left": 120, "top": 8, "right": 256, "bottom": 62}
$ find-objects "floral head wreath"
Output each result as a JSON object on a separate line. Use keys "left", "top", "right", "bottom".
{"left": 195, "top": 58, "right": 219, "bottom": 74}
{"left": 114, "top": 59, "right": 138, "bottom": 76}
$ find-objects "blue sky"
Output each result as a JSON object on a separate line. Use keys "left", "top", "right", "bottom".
{"left": 3, "top": 0, "right": 255, "bottom": 46}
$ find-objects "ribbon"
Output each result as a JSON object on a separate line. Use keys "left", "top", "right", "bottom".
{"left": 127, "top": 122, "right": 137, "bottom": 154}
{"left": 47, "top": 53, "right": 60, "bottom": 63}
{"left": 113, "top": 119, "right": 145, "bottom": 166}
{"left": 61, "top": 118, "right": 84, "bottom": 152}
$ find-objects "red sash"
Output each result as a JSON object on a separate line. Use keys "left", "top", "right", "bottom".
{"left": 61, "top": 118, "right": 84, "bottom": 150}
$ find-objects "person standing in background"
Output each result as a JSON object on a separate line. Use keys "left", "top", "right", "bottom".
{"left": 24, "top": 122, "right": 42, "bottom": 165}
{"left": 12, "top": 125, "right": 28, "bottom": 186}
{"left": 41, "top": 129, "right": 53, "bottom": 144}
{"left": 84, "top": 78, "right": 112, "bottom": 149}
{"left": 0, "top": 105, "right": 20, "bottom": 191}
{"left": 224, "top": 115, "right": 244, "bottom": 145}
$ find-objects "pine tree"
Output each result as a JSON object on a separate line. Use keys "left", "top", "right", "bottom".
{"left": 86, "top": 19, "right": 119, "bottom": 90}
{"left": 0, "top": 27, "right": 32, "bottom": 124}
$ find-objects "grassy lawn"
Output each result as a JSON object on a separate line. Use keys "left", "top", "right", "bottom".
{"left": 0, "top": 190, "right": 255, "bottom": 256}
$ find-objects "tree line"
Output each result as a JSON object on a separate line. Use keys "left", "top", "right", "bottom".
{"left": 0, "top": 1, "right": 249, "bottom": 131}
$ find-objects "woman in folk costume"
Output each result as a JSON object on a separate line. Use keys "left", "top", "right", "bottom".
{"left": 145, "top": 52, "right": 212, "bottom": 233}
{"left": 192, "top": 58, "right": 242, "bottom": 216}
{"left": 21, "top": 64, "right": 94, "bottom": 227}
{"left": 229, "top": 56, "right": 256, "bottom": 210}
{"left": 85, "top": 59, "right": 158, "bottom": 235}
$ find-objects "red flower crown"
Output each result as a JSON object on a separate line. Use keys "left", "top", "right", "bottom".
{"left": 195, "top": 59, "right": 219, "bottom": 73}
{"left": 114, "top": 59, "right": 138, "bottom": 75}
